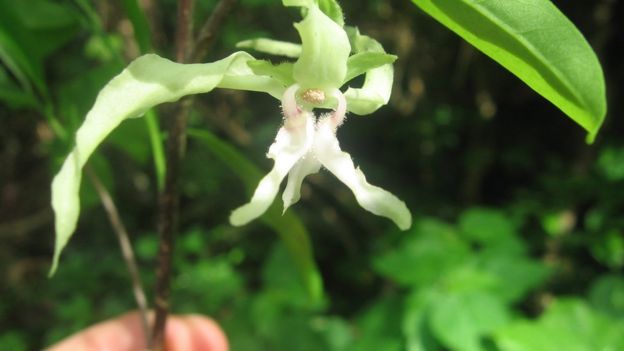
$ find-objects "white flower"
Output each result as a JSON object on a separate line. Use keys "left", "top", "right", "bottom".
{"left": 230, "top": 84, "right": 412, "bottom": 230}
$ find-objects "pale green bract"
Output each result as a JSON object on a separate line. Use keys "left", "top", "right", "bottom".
{"left": 50, "top": 0, "right": 407, "bottom": 274}
{"left": 50, "top": 52, "right": 284, "bottom": 275}
{"left": 292, "top": 4, "right": 350, "bottom": 90}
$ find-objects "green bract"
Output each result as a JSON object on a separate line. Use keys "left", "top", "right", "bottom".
{"left": 292, "top": 4, "right": 350, "bottom": 90}
{"left": 50, "top": 52, "right": 283, "bottom": 275}
{"left": 49, "top": 0, "right": 399, "bottom": 274}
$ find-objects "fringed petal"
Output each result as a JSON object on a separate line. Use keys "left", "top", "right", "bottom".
{"left": 229, "top": 113, "right": 315, "bottom": 226}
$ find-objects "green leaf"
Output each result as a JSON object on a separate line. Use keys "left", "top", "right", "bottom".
{"left": 459, "top": 207, "right": 515, "bottom": 245}
{"left": 0, "top": 0, "right": 78, "bottom": 94}
{"left": 374, "top": 219, "right": 470, "bottom": 286}
{"left": 495, "top": 299, "right": 624, "bottom": 351}
{"left": 0, "top": 66, "right": 37, "bottom": 108}
{"left": 430, "top": 291, "right": 510, "bottom": 351}
{"left": 344, "top": 27, "right": 394, "bottom": 115}
{"left": 589, "top": 274, "right": 624, "bottom": 319}
{"left": 236, "top": 38, "right": 302, "bottom": 58}
{"left": 411, "top": 0, "right": 607, "bottom": 142}
{"left": 187, "top": 128, "right": 323, "bottom": 303}
{"left": 590, "top": 229, "right": 624, "bottom": 269}
{"left": 352, "top": 296, "right": 404, "bottom": 351}
{"left": 9, "top": 0, "right": 75, "bottom": 30}
{"left": 598, "top": 146, "right": 624, "bottom": 181}
{"left": 475, "top": 250, "right": 551, "bottom": 303}
{"left": 120, "top": 0, "right": 153, "bottom": 53}
{"left": 144, "top": 111, "right": 166, "bottom": 191}
{"left": 0, "top": 27, "right": 38, "bottom": 94}
{"left": 117, "top": 0, "right": 166, "bottom": 192}
{"left": 402, "top": 289, "right": 439, "bottom": 351}
{"left": 49, "top": 52, "right": 284, "bottom": 275}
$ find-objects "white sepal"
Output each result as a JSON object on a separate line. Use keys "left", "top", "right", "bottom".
{"left": 229, "top": 112, "right": 315, "bottom": 226}
{"left": 313, "top": 118, "right": 412, "bottom": 230}
{"left": 282, "top": 154, "right": 322, "bottom": 212}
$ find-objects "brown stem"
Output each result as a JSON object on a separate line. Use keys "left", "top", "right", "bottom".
{"left": 191, "top": 0, "right": 237, "bottom": 63}
{"left": 84, "top": 166, "right": 150, "bottom": 342}
{"left": 150, "top": 1, "right": 194, "bottom": 350}
{"left": 150, "top": 0, "right": 236, "bottom": 349}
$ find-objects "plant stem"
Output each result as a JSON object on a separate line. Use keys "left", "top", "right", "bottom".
{"left": 85, "top": 166, "right": 150, "bottom": 341}
{"left": 151, "top": 1, "right": 194, "bottom": 350}
{"left": 191, "top": 0, "right": 237, "bottom": 63}
{"left": 150, "top": 0, "right": 236, "bottom": 349}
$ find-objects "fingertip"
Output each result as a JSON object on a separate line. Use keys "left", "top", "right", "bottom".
{"left": 166, "top": 317, "right": 193, "bottom": 351}
{"left": 171, "top": 315, "right": 228, "bottom": 351}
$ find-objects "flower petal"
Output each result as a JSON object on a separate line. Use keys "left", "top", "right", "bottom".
{"left": 282, "top": 153, "right": 322, "bottom": 212}
{"left": 229, "top": 113, "right": 315, "bottom": 226}
{"left": 343, "top": 27, "right": 394, "bottom": 115}
{"left": 313, "top": 119, "right": 412, "bottom": 230}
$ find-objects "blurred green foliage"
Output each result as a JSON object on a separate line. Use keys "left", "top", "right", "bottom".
{"left": 1, "top": 0, "right": 623, "bottom": 350}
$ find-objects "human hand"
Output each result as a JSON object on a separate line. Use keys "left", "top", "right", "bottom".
{"left": 47, "top": 311, "right": 228, "bottom": 351}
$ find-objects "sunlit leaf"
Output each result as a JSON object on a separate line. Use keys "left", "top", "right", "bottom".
{"left": 411, "top": 0, "right": 607, "bottom": 142}
{"left": 459, "top": 207, "right": 515, "bottom": 245}
{"left": 430, "top": 291, "right": 510, "bottom": 351}
{"left": 495, "top": 299, "right": 624, "bottom": 351}
{"left": 374, "top": 219, "right": 470, "bottom": 286}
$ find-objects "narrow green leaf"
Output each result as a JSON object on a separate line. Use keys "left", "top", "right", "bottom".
{"left": 0, "top": 66, "right": 37, "bottom": 108}
{"left": 119, "top": 0, "right": 166, "bottom": 191}
{"left": 50, "top": 52, "right": 284, "bottom": 275}
{"left": 0, "top": 28, "right": 37, "bottom": 94}
{"left": 120, "top": 0, "right": 153, "bottom": 53}
{"left": 144, "top": 111, "right": 166, "bottom": 191}
{"left": 411, "top": 0, "right": 607, "bottom": 142}
{"left": 187, "top": 128, "right": 323, "bottom": 303}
